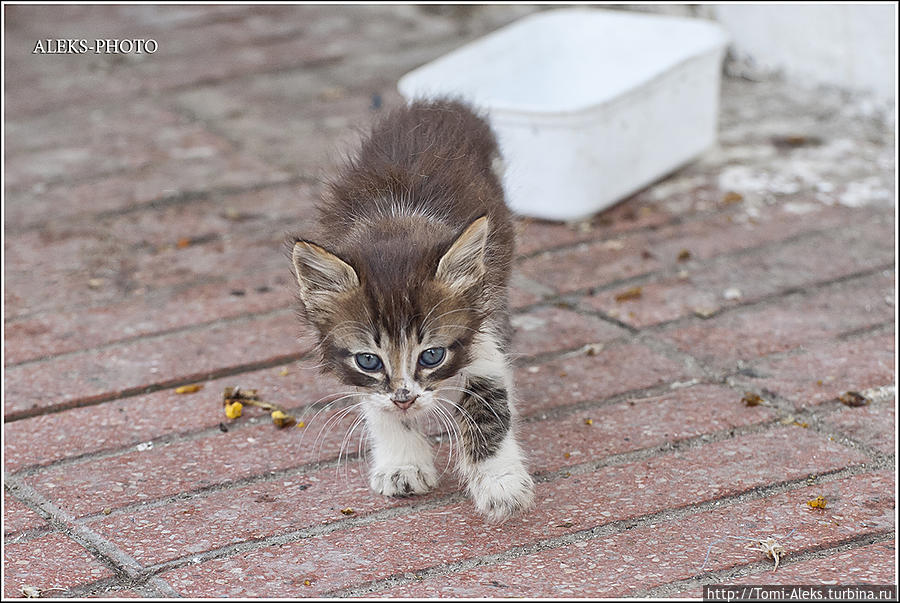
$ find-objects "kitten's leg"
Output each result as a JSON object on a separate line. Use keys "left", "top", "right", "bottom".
{"left": 363, "top": 405, "right": 439, "bottom": 497}
{"left": 456, "top": 334, "right": 535, "bottom": 523}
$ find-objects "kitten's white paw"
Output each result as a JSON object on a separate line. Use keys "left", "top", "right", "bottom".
{"left": 370, "top": 463, "right": 438, "bottom": 497}
{"left": 469, "top": 466, "right": 535, "bottom": 523}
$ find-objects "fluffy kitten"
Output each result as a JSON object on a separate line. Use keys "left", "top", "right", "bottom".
{"left": 289, "top": 98, "right": 534, "bottom": 522}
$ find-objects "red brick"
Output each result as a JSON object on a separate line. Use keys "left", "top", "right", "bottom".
{"left": 4, "top": 182, "right": 312, "bottom": 323}
{"left": 518, "top": 234, "right": 662, "bottom": 295}
{"left": 4, "top": 148, "right": 290, "bottom": 231}
{"left": 508, "top": 272, "right": 549, "bottom": 309}
{"left": 5, "top": 102, "right": 234, "bottom": 191}
{"left": 26, "top": 397, "right": 371, "bottom": 517}
{"left": 732, "top": 334, "right": 895, "bottom": 410}
{"left": 521, "top": 384, "right": 777, "bottom": 474}
{"left": 2, "top": 532, "right": 113, "bottom": 598}
{"left": 3, "top": 310, "right": 309, "bottom": 418}
{"left": 86, "top": 460, "right": 457, "bottom": 567}
{"left": 3, "top": 272, "right": 596, "bottom": 368}
{"left": 584, "top": 273, "right": 725, "bottom": 328}
{"left": 4, "top": 181, "right": 321, "bottom": 362}
{"left": 82, "top": 383, "right": 771, "bottom": 566}
{"left": 728, "top": 540, "right": 896, "bottom": 586}
{"left": 646, "top": 203, "right": 870, "bottom": 266}
{"left": 520, "top": 204, "right": 887, "bottom": 297}
{"left": 4, "top": 7, "right": 351, "bottom": 119}
{"left": 163, "top": 18, "right": 510, "bottom": 173}
{"left": 376, "top": 471, "right": 895, "bottom": 597}
{"left": 3, "top": 5, "right": 254, "bottom": 41}
{"left": 173, "top": 79, "right": 384, "bottom": 177}
{"left": 582, "top": 216, "right": 894, "bottom": 328}
{"left": 824, "top": 396, "right": 895, "bottom": 456}
{"left": 658, "top": 271, "right": 895, "bottom": 366}
{"left": 513, "top": 198, "right": 673, "bottom": 257}
{"left": 4, "top": 282, "right": 294, "bottom": 366}
{"left": 2, "top": 364, "right": 345, "bottom": 473}
{"left": 85, "top": 589, "right": 144, "bottom": 599}
{"left": 515, "top": 342, "right": 687, "bottom": 416}
{"left": 162, "top": 9, "right": 522, "bottom": 174}
{"left": 157, "top": 428, "right": 865, "bottom": 596}
{"left": 3, "top": 493, "right": 47, "bottom": 536}
{"left": 510, "top": 306, "right": 626, "bottom": 359}
{"left": 3, "top": 311, "right": 672, "bottom": 423}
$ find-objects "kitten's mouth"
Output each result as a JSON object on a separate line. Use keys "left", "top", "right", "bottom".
{"left": 390, "top": 389, "right": 418, "bottom": 411}
{"left": 392, "top": 397, "right": 417, "bottom": 411}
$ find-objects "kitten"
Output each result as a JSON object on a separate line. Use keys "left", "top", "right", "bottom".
{"left": 288, "top": 98, "right": 534, "bottom": 522}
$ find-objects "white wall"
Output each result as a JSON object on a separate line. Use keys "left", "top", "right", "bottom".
{"left": 712, "top": 4, "right": 896, "bottom": 101}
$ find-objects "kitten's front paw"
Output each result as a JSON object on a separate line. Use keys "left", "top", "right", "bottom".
{"left": 469, "top": 466, "right": 535, "bottom": 523}
{"left": 370, "top": 464, "right": 438, "bottom": 497}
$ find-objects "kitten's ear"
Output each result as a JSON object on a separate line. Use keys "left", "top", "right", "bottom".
{"left": 435, "top": 216, "right": 489, "bottom": 292}
{"left": 292, "top": 241, "right": 359, "bottom": 304}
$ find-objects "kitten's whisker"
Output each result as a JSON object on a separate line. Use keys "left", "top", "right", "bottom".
{"left": 429, "top": 406, "right": 455, "bottom": 480}
{"left": 294, "top": 361, "right": 330, "bottom": 371}
{"left": 315, "top": 321, "right": 377, "bottom": 350}
{"left": 297, "top": 393, "right": 366, "bottom": 454}
{"left": 436, "top": 385, "right": 505, "bottom": 428}
{"left": 435, "top": 383, "right": 504, "bottom": 446}
{"left": 422, "top": 307, "right": 482, "bottom": 333}
{"left": 295, "top": 391, "right": 369, "bottom": 450}
{"left": 433, "top": 391, "right": 491, "bottom": 451}
{"left": 312, "top": 401, "right": 367, "bottom": 464}
{"left": 430, "top": 400, "right": 462, "bottom": 480}
{"left": 428, "top": 324, "right": 481, "bottom": 334}
{"left": 338, "top": 413, "right": 366, "bottom": 486}
{"left": 296, "top": 391, "right": 367, "bottom": 421}
{"left": 418, "top": 298, "right": 448, "bottom": 336}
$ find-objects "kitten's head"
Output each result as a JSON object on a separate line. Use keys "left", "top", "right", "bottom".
{"left": 290, "top": 216, "right": 490, "bottom": 417}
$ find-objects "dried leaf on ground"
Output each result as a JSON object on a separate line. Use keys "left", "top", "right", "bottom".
{"left": 224, "top": 402, "right": 243, "bottom": 419}
{"left": 747, "top": 536, "right": 786, "bottom": 571}
{"left": 219, "top": 387, "right": 301, "bottom": 428}
{"left": 723, "top": 287, "right": 743, "bottom": 301}
{"left": 222, "top": 386, "right": 259, "bottom": 404}
{"left": 22, "top": 586, "right": 41, "bottom": 598}
{"left": 175, "top": 384, "right": 203, "bottom": 394}
{"left": 742, "top": 392, "right": 764, "bottom": 407}
{"left": 271, "top": 410, "right": 296, "bottom": 428}
{"left": 693, "top": 306, "right": 718, "bottom": 318}
{"left": 614, "top": 286, "right": 643, "bottom": 302}
{"left": 807, "top": 496, "right": 827, "bottom": 509}
{"left": 583, "top": 343, "right": 604, "bottom": 356}
{"left": 839, "top": 391, "right": 869, "bottom": 407}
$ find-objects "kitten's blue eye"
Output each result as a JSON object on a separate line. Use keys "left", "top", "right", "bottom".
{"left": 355, "top": 353, "right": 383, "bottom": 372}
{"left": 418, "top": 347, "right": 446, "bottom": 368}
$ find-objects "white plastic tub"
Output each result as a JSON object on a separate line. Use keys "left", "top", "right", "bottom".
{"left": 398, "top": 8, "right": 729, "bottom": 221}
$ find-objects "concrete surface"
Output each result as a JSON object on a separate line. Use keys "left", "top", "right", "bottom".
{"left": 2, "top": 4, "right": 896, "bottom": 599}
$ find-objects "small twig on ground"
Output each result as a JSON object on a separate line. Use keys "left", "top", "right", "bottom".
{"left": 222, "top": 386, "right": 300, "bottom": 428}
{"left": 701, "top": 528, "right": 797, "bottom": 572}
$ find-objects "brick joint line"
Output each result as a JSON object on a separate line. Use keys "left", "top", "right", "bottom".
{"left": 320, "top": 464, "right": 893, "bottom": 598}
{"left": 635, "top": 531, "right": 896, "bottom": 599}
{"left": 3, "top": 475, "right": 150, "bottom": 586}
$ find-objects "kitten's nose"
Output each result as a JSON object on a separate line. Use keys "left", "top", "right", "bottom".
{"left": 391, "top": 388, "right": 417, "bottom": 410}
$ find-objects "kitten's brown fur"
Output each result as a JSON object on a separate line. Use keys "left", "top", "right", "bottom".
{"left": 288, "top": 98, "right": 533, "bottom": 522}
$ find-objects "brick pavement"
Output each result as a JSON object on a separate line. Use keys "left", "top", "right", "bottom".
{"left": 2, "top": 4, "right": 896, "bottom": 599}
